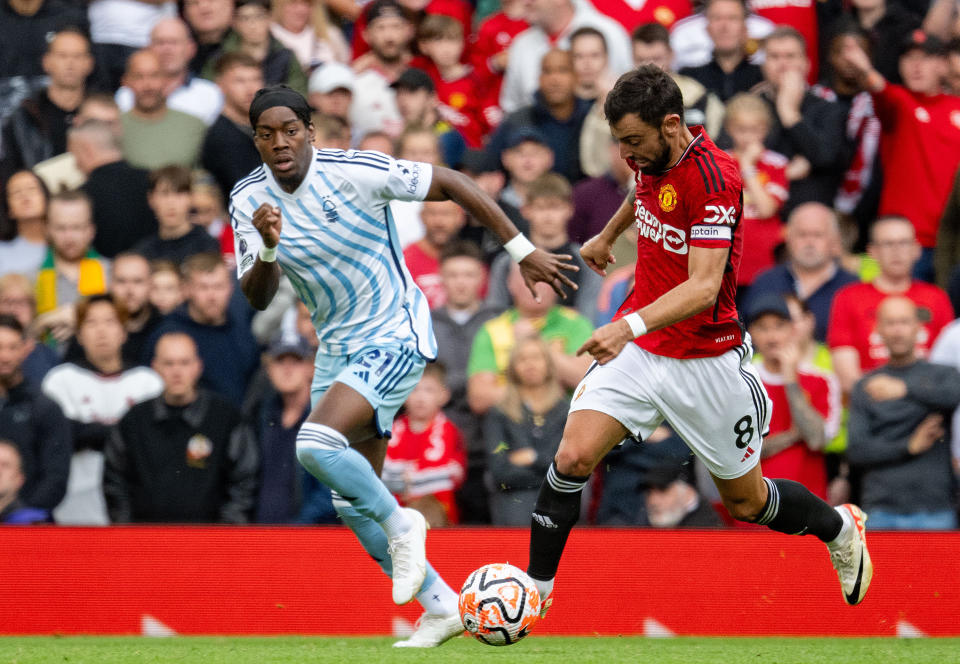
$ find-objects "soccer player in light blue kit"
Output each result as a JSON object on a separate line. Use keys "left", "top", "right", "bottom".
{"left": 231, "top": 86, "right": 578, "bottom": 647}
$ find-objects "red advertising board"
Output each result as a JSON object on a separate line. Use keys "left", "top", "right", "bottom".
{"left": 0, "top": 526, "right": 956, "bottom": 636}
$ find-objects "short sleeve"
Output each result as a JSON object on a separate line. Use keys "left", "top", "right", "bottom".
{"left": 229, "top": 198, "right": 263, "bottom": 280}
{"left": 688, "top": 184, "right": 742, "bottom": 249}
{"left": 336, "top": 150, "right": 434, "bottom": 204}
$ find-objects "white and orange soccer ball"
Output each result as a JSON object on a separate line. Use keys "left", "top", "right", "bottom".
{"left": 458, "top": 563, "right": 541, "bottom": 646}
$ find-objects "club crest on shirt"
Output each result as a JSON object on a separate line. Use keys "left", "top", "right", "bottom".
{"left": 186, "top": 434, "right": 213, "bottom": 468}
{"left": 658, "top": 183, "right": 678, "bottom": 212}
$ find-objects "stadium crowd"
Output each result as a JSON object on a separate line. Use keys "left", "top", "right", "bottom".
{"left": 1, "top": 0, "right": 960, "bottom": 530}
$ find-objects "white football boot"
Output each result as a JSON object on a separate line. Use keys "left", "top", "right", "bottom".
{"left": 393, "top": 613, "right": 464, "bottom": 648}
{"left": 828, "top": 503, "right": 873, "bottom": 605}
{"left": 387, "top": 507, "right": 428, "bottom": 605}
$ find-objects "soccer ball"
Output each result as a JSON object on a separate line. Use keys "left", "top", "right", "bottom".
{"left": 458, "top": 563, "right": 541, "bottom": 646}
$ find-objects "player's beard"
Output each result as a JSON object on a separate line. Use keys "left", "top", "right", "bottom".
{"left": 646, "top": 130, "right": 674, "bottom": 175}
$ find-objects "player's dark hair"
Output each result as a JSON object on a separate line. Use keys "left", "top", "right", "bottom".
{"left": 604, "top": 65, "right": 684, "bottom": 127}
{"left": 0, "top": 314, "right": 25, "bottom": 338}
{"left": 570, "top": 26, "right": 607, "bottom": 54}
{"left": 631, "top": 22, "right": 670, "bottom": 46}
{"left": 439, "top": 239, "right": 484, "bottom": 264}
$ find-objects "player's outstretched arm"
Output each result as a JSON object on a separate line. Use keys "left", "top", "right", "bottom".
{"left": 425, "top": 166, "right": 579, "bottom": 299}
{"left": 241, "top": 203, "right": 282, "bottom": 311}
{"left": 577, "top": 245, "right": 727, "bottom": 364}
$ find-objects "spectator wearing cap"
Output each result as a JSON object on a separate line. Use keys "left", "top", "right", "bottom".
{"left": 0, "top": 315, "right": 71, "bottom": 514}
{"left": 840, "top": 31, "right": 960, "bottom": 283}
{"left": 120, "top": 49, "right": 208, "bottom": 170}
{"left": 644, "top": 454, "right": 724, "bottom": 528}
{"left": 105, "top": 331, "right": 259, "bottom": 523}
{"left": 495, "top": 127, "right": 555, "bottom": 227}
{"left": 202, "top": 53, "right": 265, "bottom": 199}
{"left": 202, "top": 0, "right": 308, "bottom": 95}
{"left": 392, "top": 68, "right": 466, "bottom": 169}
{"left": 308, "top": 62, "right": 355, "bottom": 121}
{"left": 499, "top": 0, "right": 631, "bottom": 114}
{"left": 349, "top": 0, "right": 412, "bottom": 139}
{"left": 115, "top": 17, "right": 225, "bottom": 127}
{"left": 748, "top": 294, "right": 839, "bottom": 501}
{"left": 254, "top": 333, "right": 335, "bottom": 524}
{"left": 0, "top": 440, "right": 52, "bottom": 524}
{"left": 487, "top": 50, "right": 590, "bottom": 184}
{"left": 847, "top": 296, "right": 960, "bottom": 529}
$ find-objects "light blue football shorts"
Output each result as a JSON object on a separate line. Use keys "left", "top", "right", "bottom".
{"left": 311, "top": 344, "right": 426, "bottom": 437}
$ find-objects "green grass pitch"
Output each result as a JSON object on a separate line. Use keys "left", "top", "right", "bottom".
{"left": 1, "top": 636, "right": 959, "bottom": 664}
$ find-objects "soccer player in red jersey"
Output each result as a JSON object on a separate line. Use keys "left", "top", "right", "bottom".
{"left": 525, "top": 66, "right": 873, "bottom": 615}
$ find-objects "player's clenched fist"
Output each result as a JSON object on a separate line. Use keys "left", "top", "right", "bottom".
{"left": 576, "top": 318, "right": 634, "bottom": 365}
{"left": 580, "top": 234, "right": 616, "bottom": 277}
{"left": 252, "top": 203, "right": 282, "bottom": 248}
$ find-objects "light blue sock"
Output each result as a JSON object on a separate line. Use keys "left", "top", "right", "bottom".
{"left": 295, "top": 423, "right": 400, "bottom": 523}
{"left": 332, "top": 497, "right": 440, "bottom": 594}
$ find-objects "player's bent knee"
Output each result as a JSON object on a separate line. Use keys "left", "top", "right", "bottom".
{"left": 553, "top": 445, "right": 599, "bottom": 478}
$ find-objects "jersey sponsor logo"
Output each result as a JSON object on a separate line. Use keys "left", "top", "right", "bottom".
{"left": 653, "top": 6, "right": 676, "bottom": 25}
{"left": 703, "top": 205, "right": 736, "bottom": 225}
{"left": 399, "top": 160, "right": 423, "bottom": 195}
{"left": 915, "top": 107, "right": 931, "bottom": 123}
{"left": 658, "top": 183, "right": 678, "bottom": 212}
{"left": 635, "top": 199, "right": 688, "bottom": 254}
{"left": 662, "top": 223, "right": 688, "bottom": 254}
{"left": 240, "top": 254, "right": 254, "bottom": 270}
{"left": 238, "top": 238, "right": 248, "bottom": 256}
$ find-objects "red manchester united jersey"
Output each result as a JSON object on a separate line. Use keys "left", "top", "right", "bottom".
{"left": 614, "top": 127, "right": 744, "bottom": 359}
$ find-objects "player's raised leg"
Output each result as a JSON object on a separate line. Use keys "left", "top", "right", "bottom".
{"left": 526, "top": 409, "right": 629, "bottom": 606}
{"left": 712, "top": 465, "right": 872, "bottom": 605}
{"left": 295, "top": 381, "right": 428, "bottom": 605}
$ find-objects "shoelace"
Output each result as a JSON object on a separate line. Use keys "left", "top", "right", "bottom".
{"left": 388, "top": 537, "right": 410, "bottom": 576}
{"left": 830, "top": 546, "right": 854, "bottom": 569}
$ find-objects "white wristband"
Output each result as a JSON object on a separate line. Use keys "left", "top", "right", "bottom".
{"left": 504, "top": 233, "right": 536, "bottom": 263}
{"left": 258, "top": 244, "right": 278, "bottom": 262}
{"left": 624, "top": 312, "right": 647, "bottom": 338}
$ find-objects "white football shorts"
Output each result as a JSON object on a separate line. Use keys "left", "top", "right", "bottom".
{"left": 569, "top": 338, "right": 772, "bottom": 479}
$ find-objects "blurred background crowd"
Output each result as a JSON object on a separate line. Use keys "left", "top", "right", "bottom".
{"left": 2, "top": 0, "right": 960, "bottom": 530}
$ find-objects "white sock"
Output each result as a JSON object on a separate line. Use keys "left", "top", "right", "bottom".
{"left": 533, "top": 577, "right": 554, "bottom": 600}
{"left": 826, "top": 507, "right": 852, "bottom": 549}
{"left": 379, "top": 506, "right": 412, "bottom": 538}
{"left": 416, "top": 577, "right": 459, "bottom": 616}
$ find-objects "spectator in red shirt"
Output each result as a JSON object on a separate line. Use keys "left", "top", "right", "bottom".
{"left": 392, "top": 67, "right": 467, "bottom": 169}
{"left": 748, "top": 294, "right": 840, "bottom": 501}
{"left": 416, "top": 15, "right": 495, "bottom": 148}
{"left": 593, "top": 0, "right": 692, "bottom": 32}
{"left": 828, "top": 215, "right": 955, "bottom": 394}
{"left": 724, "top": 92, "right": 789, "bottom": 289}
{"left": 403, "top": 200, "right": 467, "bottom": 309}
{"left": 382, "top": 363, "right": 466, "bottom": 526}
{"left": 469, "top": 0, "right": 529, "bottom": 109}
{"left": 350, "top": 0, "right": 473, "bottom": 61}
{"left": 840, "top": 31, "right": 960, "bottom": 282}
